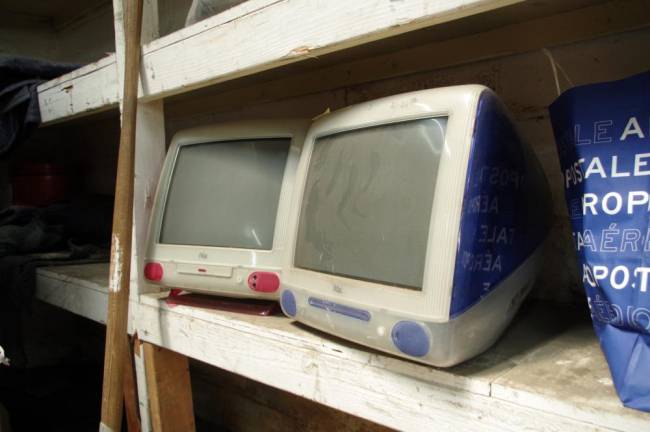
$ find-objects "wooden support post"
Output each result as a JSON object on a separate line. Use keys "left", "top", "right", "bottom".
{"left": 124, "top": 336, "right": 141, "bottom": 432}
{"left": 111, "top": 0, "right": 165, "bottom": 428}
{"left": 100, "top": 0, "right": 144, "bottom": 430}
{"left": 144, "top": 343, "right": 196, "bottom": 432}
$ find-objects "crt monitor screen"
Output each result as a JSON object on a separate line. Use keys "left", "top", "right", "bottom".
{"left": 160, "top": 138, "right": 291, "bottom": 250}
{"left": 294, "top": 117, "right": 447, "bottom": 289}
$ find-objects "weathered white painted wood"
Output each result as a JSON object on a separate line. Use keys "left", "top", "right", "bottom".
{"left": 37, "top": 55, "right": 119, "bottom": 124}
{"left": 135, "top": 295, "right": 633, "bottom": 432}
{"left": 36, "top": 0, "right": 648, "bottom": 125}
{"left": 136, "top": 294, "right": 493, "bottom": 396}
{"left": 35, "top": 264, "right": 138, "bottom": 333}
{"left": 492, "top": 325, "right": 650, "bottom": 432}
{"left": 112, "top": 0, "right": 167, "bottom": 302}
{"left": 133, "top": 338, "right": 152, "bottom": 432}
{"left": 34, "top": 264, "right": 650, "bottom": 430}
{"left": 130, "top": 100, "right": 166, "bottom": 298}
{"left": 112, "top": 1, "right": 165, "bottom": 429}
{"left": 164, "top": 0, "right": 650, "bottom": 124}
{"left": 148, "top": 0, "right": 280, "bottom": 52}
{"left": 138, "top": 0, "right": 527, "bottom": 100}
{"left": 36, "top": 264, "right": 110, "bottom": 324}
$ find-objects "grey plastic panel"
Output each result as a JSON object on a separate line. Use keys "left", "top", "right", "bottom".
{"left": 295, "top": 118, "right": 447, "bottom": 289}
{"left": 160, "top": 138, "right": 291, "bottom": 249}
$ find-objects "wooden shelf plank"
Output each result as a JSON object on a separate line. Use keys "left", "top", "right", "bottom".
{"left": 36, "top": 0, "right": 650, "bottom": 125}
{"left": 35, "top": 263, "right": 136, "bottom": 333}
{"left": 37, "top": 54, "right": 119, "bottom": 124}
{"left": 165, "top": 0, "right": 650, "bottom": 122}
{"left": 36, "top": 263, "right": 111, "bottom": 323}
{"left": 137, "top": 0, "right": 528, "bottom": 100}
{"left": 136, "top": 294, "right": 650, "bottom": 431}
{"left": 492, "top": 325, "right": 650, "bottom": 431}
{"left": 34, "top": 264, "right": 650, "bottom": 430}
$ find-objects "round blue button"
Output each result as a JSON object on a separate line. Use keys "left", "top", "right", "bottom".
{"left": 391, "top": 321, "right": 430, "bottom": 357}
{"left": 281, "top": 290, "right": 297, "bottom": 317}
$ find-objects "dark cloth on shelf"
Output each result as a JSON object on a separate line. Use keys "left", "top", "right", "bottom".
{"left": 0, "top": 56, "right": 80, "bottom": 158}
{"left": 0, "top": 196, "right": 113, "bottom": 367}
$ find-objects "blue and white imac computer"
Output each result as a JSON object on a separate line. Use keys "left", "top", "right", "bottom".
{"left": 280, "top": 86, "right": 551, "bottom": 366}
{"left": 145, "top": 120, "right": 308, "bottom": 298}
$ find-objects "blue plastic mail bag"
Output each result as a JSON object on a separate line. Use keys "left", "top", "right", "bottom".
{"left": 550, "top": 71, "right": 650, "bottom": 412}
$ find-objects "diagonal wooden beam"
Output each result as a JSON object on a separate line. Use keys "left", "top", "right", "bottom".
{"left": 100, "top": 0, "right": 144, "bottom": 430}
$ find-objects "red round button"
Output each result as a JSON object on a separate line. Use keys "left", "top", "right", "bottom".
{"left": 247, "top": 272, "right": 279, "bottom": 293}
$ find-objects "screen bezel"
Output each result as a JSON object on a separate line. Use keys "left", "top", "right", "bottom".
{"left": 285, "top": 86, "right": 484, "bottom": 321}
{"left": 146, "top": 119, "right": 308, "bottom": 271}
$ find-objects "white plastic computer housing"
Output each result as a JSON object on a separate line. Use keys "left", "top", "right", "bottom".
{"left": 279, "top": 86, "right": 550, "bottom": 366}
{"left": 145, "top": 119, "right": 308, "bottom": 299}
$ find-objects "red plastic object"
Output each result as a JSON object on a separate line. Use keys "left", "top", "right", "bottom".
{"left": 247, "top": 271, "right": 280, "bottom": 293}
{"left": 144, "top": 262, "right": 164, "bottom": 281}
{"left": 11, "top": 162, "right": 71, "bottom": 207}
{"left": 165, "top": 291, "right": 280, "bottom": 316}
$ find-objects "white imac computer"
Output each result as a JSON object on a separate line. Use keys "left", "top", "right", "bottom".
{"left": 144, "top": 119, "right": 308, "bottom": 299}
{"left": 280, "top": 86, "right": 551, "bottom": 366}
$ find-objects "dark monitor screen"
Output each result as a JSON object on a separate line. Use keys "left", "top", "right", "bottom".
{"left": 294, "top": 118, "right": 447, "bottom": 289}
{"left": 160, "top": 138, "right": 291, "bottom": 250}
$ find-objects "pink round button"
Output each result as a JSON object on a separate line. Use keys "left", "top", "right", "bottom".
{"left": 247, "top": 272, "right": 280, "bottom": 293}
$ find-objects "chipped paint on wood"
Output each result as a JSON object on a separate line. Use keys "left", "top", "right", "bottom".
{"left": 99, "top": 421, "right": 115, "bottom": 432}
{"left": 109, "top": 234, "right": 123, "bottom": 293}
